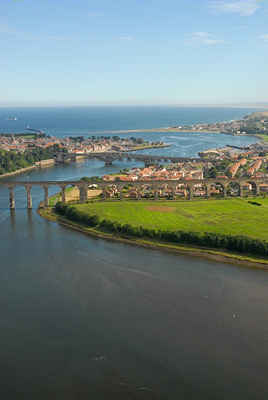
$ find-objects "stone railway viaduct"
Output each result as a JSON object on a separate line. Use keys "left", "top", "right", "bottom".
{"left": 0, "top": 177, "right": 266, "bottom": 209}
{"left": 0, "top": 151, "right": 266, "bottom": 208}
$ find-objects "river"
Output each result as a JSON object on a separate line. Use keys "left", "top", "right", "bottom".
{"left": 1, "top": 150, "right": 268, "bottom": 399}
{"left": 1, "top": 106, "right": 268, "bottom": 398}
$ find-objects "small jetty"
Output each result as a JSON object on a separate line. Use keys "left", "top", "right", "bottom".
{"left": 26, "top": 128, "right": 45, "bottom": 134}
{"left": 226, "top": 144, "right": 250, "bottom": 150}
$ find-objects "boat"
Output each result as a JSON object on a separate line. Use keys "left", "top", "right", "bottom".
{"left": 7, "top": 116, "right": 18, "bottom": 121}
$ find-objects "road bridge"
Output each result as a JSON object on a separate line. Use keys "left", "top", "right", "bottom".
{"left": 0, "top": 177, "right": 266, "bottom": 209}
{"left": 55, "top": 152, "right": 207, "bottom": 167}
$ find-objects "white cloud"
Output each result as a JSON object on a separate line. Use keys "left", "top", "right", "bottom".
{"left": 209, "top": 0, "right": 261, "bottom": 16}
{"left": 260, "top": 34, "right": 268, "bottom": 41}
{"left": 186, "top": 31, "right": 224, "bottom": 45}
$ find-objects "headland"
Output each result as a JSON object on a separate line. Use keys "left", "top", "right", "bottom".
{"left": 91, "top": 111, "right": 268, "bottom": 136}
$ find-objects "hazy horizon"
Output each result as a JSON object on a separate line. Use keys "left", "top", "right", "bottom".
{"left": 0, "top": 103, "right": 267, "bottom": 109}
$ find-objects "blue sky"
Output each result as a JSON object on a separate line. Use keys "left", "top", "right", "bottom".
{"left": 1, "top": 0, "right": 268, "bottom": 106}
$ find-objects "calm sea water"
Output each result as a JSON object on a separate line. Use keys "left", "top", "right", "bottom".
{"left": 0, "top": 105, "right": 262, "bottom": 134}
{"left": 0, "top": 107, "right": 267, "bottom": 399}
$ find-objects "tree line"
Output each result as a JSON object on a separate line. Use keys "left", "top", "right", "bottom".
{"left": 55, "top": 202, "right": 268, "bottom": 258}
{"left": 0, "top": 144, "right": 61, "bottom": 175}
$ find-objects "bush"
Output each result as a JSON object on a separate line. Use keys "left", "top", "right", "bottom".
{"left": 248, "top": 201, "right": 262, "bottom": 206}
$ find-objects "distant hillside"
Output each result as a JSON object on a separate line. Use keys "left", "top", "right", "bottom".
{"left": 244, "top": 111, "right": 268, "bottom": 121}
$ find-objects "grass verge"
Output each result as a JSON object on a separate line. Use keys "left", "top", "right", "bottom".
{"left": 38, "top": 205, "right": 268, "bottom": 270}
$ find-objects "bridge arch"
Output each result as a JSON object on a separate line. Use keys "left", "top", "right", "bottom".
{"left": 241, "top": 181, "right": 258, "bottom": 196}
{"left": 209, "top": 182, "right": 226, "bottom": 198}
{"left": 55, "top": 182, "right": 82, "bottom": 204}
{"left": 173, "top": 183, "right": 188, "bottom": 198}
{"left": 226, "top": 181, "right": 241, "bottom": 197}
{"left": 156, "top": 183, "right": 170, "bottom": 199}
{"left": 1, "top": 177, "right": 265, "bottom": 209}
{"left": 192, "top": 183, "right": 208, "bottom": 198}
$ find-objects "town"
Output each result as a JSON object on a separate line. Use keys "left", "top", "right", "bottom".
{"left": 0, "top": 132, "right": 166, "bottom": 154}
{"left": 100, "top": 141, "right": 268, "bottom": 178}
{"left": 0, "top": 133, "right": 168, "bottom": 176}
{"left": 173, "top": 111, "right": 268, "bottom": 135}
{"left": 87, "top": 140, "right": 268, "bottom": 199}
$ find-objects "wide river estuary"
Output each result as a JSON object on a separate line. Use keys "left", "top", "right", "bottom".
{"left": 1, "top": 107, "right": 268, "bottom": 399}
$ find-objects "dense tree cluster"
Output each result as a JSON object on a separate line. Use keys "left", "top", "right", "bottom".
{"left": 0, "top": 149, "right": 30, "bottom": 174}
{"left": 55, "top": 202, "right": 268, "bottom": 258}
{"left": 0, "top": 144, "right": 61, "bottom": 175}
{"left": 80, "top": 176, "right": 103, "bottom": 183}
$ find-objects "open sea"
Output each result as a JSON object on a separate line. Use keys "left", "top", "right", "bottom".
{"left": 0, "top": 105, "right": 261, "bottom": 135}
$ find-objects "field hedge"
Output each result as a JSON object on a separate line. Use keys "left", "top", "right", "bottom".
{"left": 55, "top": 202, "right": 268, "bottom": 258}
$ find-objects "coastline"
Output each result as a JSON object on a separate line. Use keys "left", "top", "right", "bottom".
{"left": 38, "top": 206, "right": 268, "bottom": 270}
{"left": 0, "top": 165, "right": 37, "bottom": 179}
{"left": 0, "top": 159, "right": 55, "bottom": 180}
{"left": 82, "top": 109, "right": 268, "bottom": 136}
{"left": 85, "top": 128, "right": 222, "bottom": 135}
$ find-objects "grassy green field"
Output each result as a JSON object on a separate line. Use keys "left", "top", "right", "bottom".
{"left": 73, "top": 198, "right": 268, "bottom": 241}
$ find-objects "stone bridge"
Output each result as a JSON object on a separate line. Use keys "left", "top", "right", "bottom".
{"left": 55, "top": 152, "right": 206, "bottom": 167}
{"left": 0, "top": 178, "right": 266, "bottom": 209}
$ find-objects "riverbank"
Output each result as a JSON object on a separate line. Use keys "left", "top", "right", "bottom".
{"left": 38, "top": 206, "right": 268, "bottom": 270}
{"left": 0, "top": 158, "right": 55, "bottom": 180}
{"left": 0, "top": 165, "right": 37, "bottom": 179}
{"left": 39, "top": 195, "right": 268, "bottom": 269}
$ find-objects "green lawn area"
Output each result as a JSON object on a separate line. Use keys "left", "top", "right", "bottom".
{"left": 74, "top": 198, "right": 268, "bottom": 241}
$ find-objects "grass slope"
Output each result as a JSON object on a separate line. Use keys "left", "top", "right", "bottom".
{"left": 74, "top": 198, "right": 268, "bottom": 241}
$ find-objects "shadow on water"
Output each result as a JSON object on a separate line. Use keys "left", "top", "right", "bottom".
{"left": 9, "top": 209, "right": 16, "bottom": 232}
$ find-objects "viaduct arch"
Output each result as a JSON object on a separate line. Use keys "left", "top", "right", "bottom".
{"left": 0, "top": 178, "right": 266, "bottom": 209}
